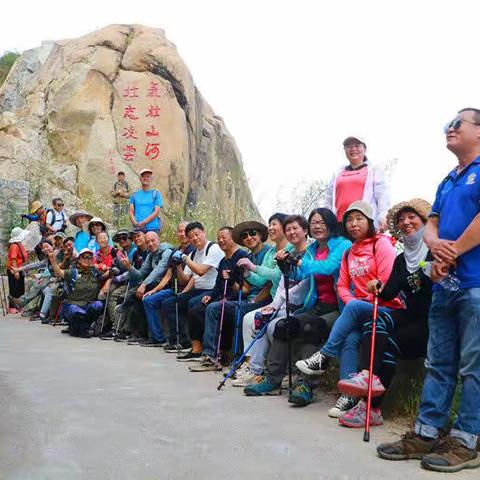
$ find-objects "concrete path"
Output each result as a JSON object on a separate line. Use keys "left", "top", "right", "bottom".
{"left": 0, "top": 316, "right": 475, "bottom": 480}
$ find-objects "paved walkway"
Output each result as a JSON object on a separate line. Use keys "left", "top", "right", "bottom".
{"left": 0, "top": 316, "right": 475, "bottom": 480}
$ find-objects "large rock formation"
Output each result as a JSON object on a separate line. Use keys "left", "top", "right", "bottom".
{"left": 0, "top": 24, "right": 259, "bottom": 230}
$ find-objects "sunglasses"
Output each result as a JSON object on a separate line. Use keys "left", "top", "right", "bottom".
{"left": 241, "top": 229, "right": 258, "bottom": 240}
{"left": 80, "top": 255, "right": 93, "bottom": 260}
{"left": 117, "top": 235, "right": 129, "bottom": 241}
{"left": 444, "top": 117, "right": 480, "bottom": 134}
{"left": 56, "top": 203, "right": 64, "bottom": 207}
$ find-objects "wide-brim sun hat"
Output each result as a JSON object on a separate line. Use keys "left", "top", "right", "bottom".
{"left": 69, "top": 211, "right": 93, "bottom": 227}
{"left": 232, "top": 221, "right": 268, "bottom": 245}
{"left": 9, "top": 226, "right": 29, "bottom": 244}
{"left": 88, "top": 217, "right": 107, "bottom": 231}
{"left": 29, "top": 200, "right": 43, "bottom": 214}
{"left": 387, "top": 198, "right": 432, "bottom": 239}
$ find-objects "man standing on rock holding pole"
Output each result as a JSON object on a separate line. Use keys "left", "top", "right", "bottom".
{"left": 377, "top": 107, "right": 480, "bottom": 473}
{"left": 129, "top": 168, "right": 163, "bottom": 234}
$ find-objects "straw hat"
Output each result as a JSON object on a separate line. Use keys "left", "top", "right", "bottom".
{"left": 232, "top": 221, "right": 268, "bottom": 245}
{"left": 29, "top": 200, "right": 43, "bottom": 214}
{"left": 9, "top": 227, "right": 29, "bottom": 244}
{"left": 386, "top": 198, "right": 432, "bottom": 238}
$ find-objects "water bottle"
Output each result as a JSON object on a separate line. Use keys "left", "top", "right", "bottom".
{"left": 419, "top": 261, "right": 460, "bottom": 292}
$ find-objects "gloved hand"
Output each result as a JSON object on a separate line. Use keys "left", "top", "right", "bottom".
{"left": 237, "top": 257, "right": 257, "bottom": 272}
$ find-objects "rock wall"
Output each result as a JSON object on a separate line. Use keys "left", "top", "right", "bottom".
{"left": 0, "top": 25, "right": 260, "bottom": 231}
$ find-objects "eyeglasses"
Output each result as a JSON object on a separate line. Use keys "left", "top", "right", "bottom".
{"left": 241, "top": 229, "right": 258, "bottom": 240}
{"left": 310, "top": 220, "right": 326, "bottom": 227}
{"left": 444, "top": 117, "right": 480, "bottom": 134}
{"left": 118, "top": 235, "right": 129, "bottom": 241}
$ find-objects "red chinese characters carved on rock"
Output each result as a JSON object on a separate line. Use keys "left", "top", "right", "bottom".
{"left": 123, "top": 105, "right": 139, "bottom": 121}
{"left": 146, "top": 105, "right": 161, "bottom": 118}
{"left": 145, "top": 125, "right": 160, "bottom": 137}
{"left": 123, "top": 145, "right": 136, "bottom": 162}
{"left": 122, "top": 125, "right": 138, "bottom": 140}
{"left": 147, "top": 81, "right": 161, "bottom": 98}
{"left": 145, "top": 143, "right": 160, "bottom": 161}
{"left": 123, "top": 83, "right": 139, "bottom": 98}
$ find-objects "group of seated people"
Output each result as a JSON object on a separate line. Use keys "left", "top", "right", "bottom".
{"left": 8, "top": 196, "right": 435, "bottom": 429}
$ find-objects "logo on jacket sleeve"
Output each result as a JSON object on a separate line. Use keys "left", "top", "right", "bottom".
{"left": 466, "top": 173, "right": 476, "bottom": 185}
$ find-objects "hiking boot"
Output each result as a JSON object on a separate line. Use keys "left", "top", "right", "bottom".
{"left": 377, "top": 431, "right": 438, "bottom": 460}
{"left": 164, "top": 342, "right": 191, "bottom": 353}
{"left": 281, "top": 373, "right": 299, "bottom": 390}
{"left": 338, "top": 399, "right": 383, "bottom": 428}
{"left": 40, "top": 315, "right": 50, "bottom": 325}
{"left": 295, "top": 351, "right": 329, "bottom": 376}
{"left": 140, "top": 339, "right": 168, "bottom": 347}
{"left": 244, "top": 377, "right": 281, "bottom": 396}
{"left": 176, "top": 351, "right": 203, "bottom": 362}
{"left": 188, "top": 356, "right": 222, "bottom": 372}
{"left": 231, "top": 367, "right": 263, "bottom": 387}
{"left": 337, "top": 370, "right": 385, "bottom": 398}
{"left": 288, "top": 378, "right": 313, "bottom": 406}
{"left": 328, "top": 394, "right": 357, "bottom": 418}
{"left": 421, "top": 436, "right": 480, "bottom": 473}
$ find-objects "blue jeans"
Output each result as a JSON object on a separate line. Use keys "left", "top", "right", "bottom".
{"left": 415, "top": 288, "right": 480, "bottom": 449}
{"left": 161, "top": 289, "right": 210, "bottom": 344}
{"left": 339, "top": 330, "right": 361, "bottom": 380}
{"left": 63, "top": 301, "right": 104, "bottom": 337}
{"left": 202, "top": 300, "right": 266, "bottom": 359}
{"left": 40, "top": 284, "right": 55, "bottom": 316}
{"left": 142, "top": 289, "right": 174, "bottom": 342}
{"left": 320, "top": 299, "right": 393, "bottom": 360}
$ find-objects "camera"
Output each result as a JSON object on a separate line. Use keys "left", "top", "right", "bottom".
{"left": 169, "top": 250, "right": 185, "bottom": 267}
{"left": 277, "top": 252, "right": 299, "bottom": 274}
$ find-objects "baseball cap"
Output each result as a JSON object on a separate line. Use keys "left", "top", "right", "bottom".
{"left": 139, "top": 168, "right": 153, "bottom": 176}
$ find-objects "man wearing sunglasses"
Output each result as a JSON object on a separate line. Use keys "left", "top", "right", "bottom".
{"left": 113, "top": 229, "right": 137, "bottom": 263}
{"left": 378, "top": 108, "right": 480, "bottom": 473}
{"left": 45, "top": 197, "right": 68, "bottom": 234}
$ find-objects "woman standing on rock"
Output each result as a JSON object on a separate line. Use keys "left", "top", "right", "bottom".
{"left": 325, "top": 136, "right": 390, "bottom": 231}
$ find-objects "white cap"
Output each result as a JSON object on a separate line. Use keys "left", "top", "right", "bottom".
{"left": 78, "top": 248, "right": 94, "bottom": 257}
{"left": 343, "top": 135, "right": 367, "bottom": 147}
{"left": 139, "top": 168, "right": 153, "bottom": 176}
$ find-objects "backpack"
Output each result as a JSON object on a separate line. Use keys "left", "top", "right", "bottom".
{"left": 114, "top": 180, "right": 130, "bottom": 192}
{"left": 46, "top": 209, "right": 67, "bottom": 232}
{"left": 189, "top": 241, "right": 216, "bottom": 262}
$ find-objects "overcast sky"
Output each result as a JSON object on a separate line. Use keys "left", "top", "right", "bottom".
{"left": 2, "top": 0, "right": 479, "bottom": 218}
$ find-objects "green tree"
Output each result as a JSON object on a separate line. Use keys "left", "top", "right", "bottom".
{"left": 0, "top": 51, "right": 20, "bottom": 87}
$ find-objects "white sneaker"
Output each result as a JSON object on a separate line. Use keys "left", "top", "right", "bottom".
{"left": 231, "top": 368, "right": 263, "bottom": 387}
{"left": 295, "top": 351, "right": 328, "bottom": 376}
{"left": 328, "top": 394, "right": 357, "bottom": 418}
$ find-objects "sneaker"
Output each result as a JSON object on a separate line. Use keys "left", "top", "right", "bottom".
{"left": 328, "top": 394, "right": 357, "bottom": 418}
{"left": 40, "top": 316, "right": 50, "bottom": 325}
{"left": 176, "top": 351, "right": 203, "bottom": 362}
{"left": 337, "top": 370, "right": 386, "bottom": 398}
{"left": 281, "top": 373, "right": 299, "bottom": 390}
{"left": 231, "top": 367, "right": 263, "bottom": 387}
{"left": 164, "top": 342, "right": 191, "bottom": 353}
{"left": 188, "top": 356, "right": 222, "bottom": 372}
{"left": 288, "top": 378, "right": 313, "bottom": 406}
{"left": 114, "top": 333, "right": 130, "bottom": 342}
{"left": 140, "top": 339, "right": 168, "bottom": 347}
{"left": 7, "top": 307, "right": 18, "bottom": 314}
{"left": 61, "top": 328, "right": 70, "bottom": 334}
{"left": 338, "top": 399, "right": 383, "bottom": 428}
{"left": 295, "top": 351, "right": 329, "bottom": 376}
{"left": 377, "top": 431, "right": 437, "bottom": 461}
{"left": 126, "top": 336, "right": 143, "bottom": 345}
{"left": 421, "top": 436, "right": 480, "bottom": 473}
{"left": 99, "top": 330, "right": 116, "bottom": 340}
{"left": 244, "top": 377, "right": 281, "bottom": 396}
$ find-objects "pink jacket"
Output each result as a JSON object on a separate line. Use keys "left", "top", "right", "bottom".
{"left": 337, "top": 234, "right": 403, "bottom": 309}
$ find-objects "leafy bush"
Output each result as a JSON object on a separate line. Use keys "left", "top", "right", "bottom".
{"left": 0, "top": 51, "right": 20, "bottom": 87}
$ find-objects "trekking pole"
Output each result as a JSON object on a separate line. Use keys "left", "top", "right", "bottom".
{"left": 218, "top": 320, "right": 270, "bottom": 391}
{"left": 173, "top": 268, "right": 181, "bottom": 353}
{"left": 99, "top": 285, "right": 112, "bottom": 335}
{"left": 363, "top": 293, "right": 379, "bottom": 443}
{"left": 52, "top": 299, "right": 64, "bottom": 327}
{"left": 1, "top": 274, "right": 8, "bottom": 314}
{"left": 0, "top": 276, "right": 6, "bottom": 316}
{"left": 232, "top": 271, "right": 244, "bottom": 362}
{"left": 214, "top": 279, "right": 229, "bottom": 370}
{"left": 115, "top": 281, "right": 130, "bottom": 335}
{"left": 283, "top": 269, "right": 293, "bottom": 395}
